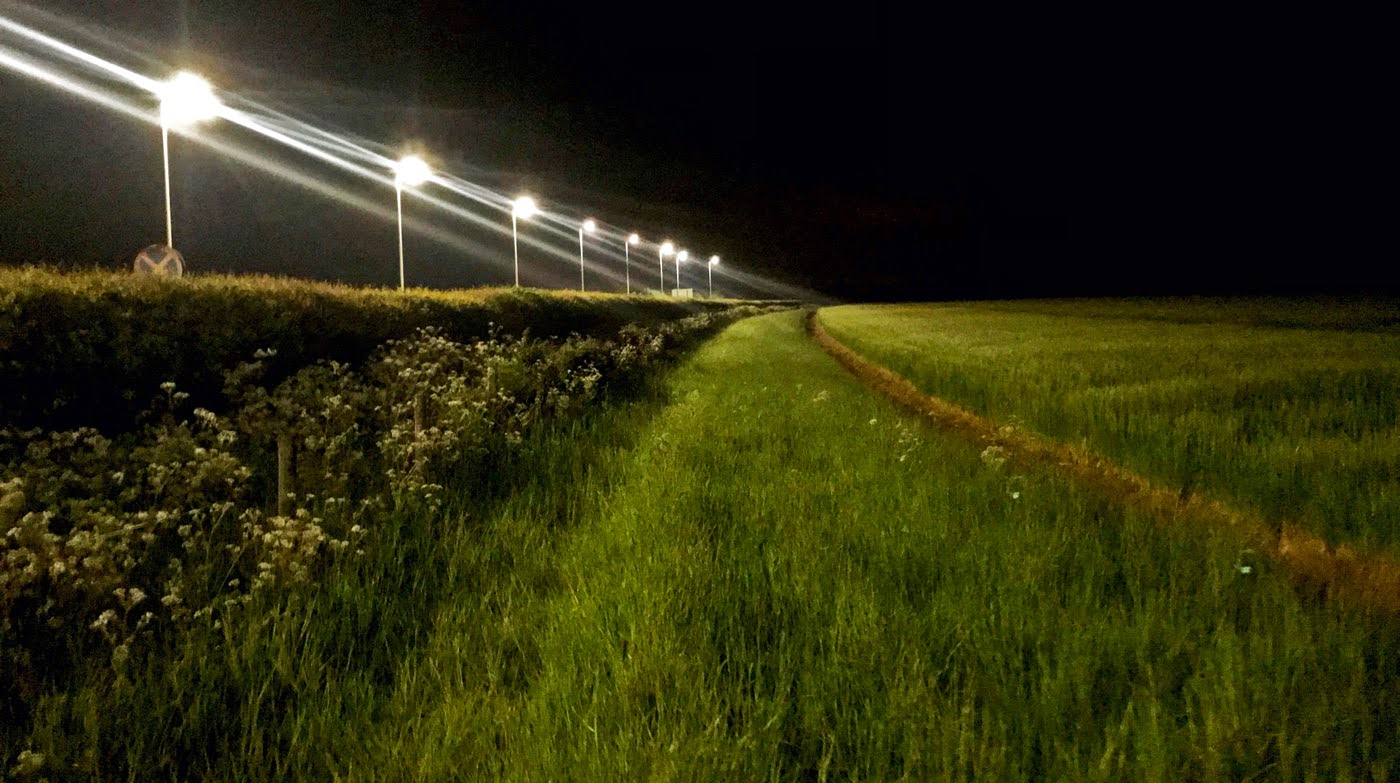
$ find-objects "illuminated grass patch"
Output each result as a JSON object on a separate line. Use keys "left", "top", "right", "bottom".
{"left": 6, "top": 308, "right": 1396, "bottom": 780}
{"left": 350, "top": 311, "right": 1396, "bottom": 779}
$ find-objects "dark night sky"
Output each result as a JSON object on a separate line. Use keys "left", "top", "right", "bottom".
{"left": 0, "top": 1, "right": 1393, "bottom": 300}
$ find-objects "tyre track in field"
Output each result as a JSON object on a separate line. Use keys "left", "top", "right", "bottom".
{"left": 808, "top": 309, "right": 1400, "bottom": 614}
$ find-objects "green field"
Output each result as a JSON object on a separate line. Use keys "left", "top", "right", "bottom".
{"left": 818, "top": 300, "right": 1400, "bottom": 553}
{"left": 5, "top": 293, "right": 1399, "bottom": 780}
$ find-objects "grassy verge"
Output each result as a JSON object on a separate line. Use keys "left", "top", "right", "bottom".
{"left": 337, "top": 311, "right": 1396, "bottom": 780}
{"left": 817, "top": 301, "right": 1400, "bottom": 553}
{"left": 13, "top": 309, "right": 1395, "bottom": 779}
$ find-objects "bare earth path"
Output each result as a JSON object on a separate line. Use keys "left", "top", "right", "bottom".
{"left": 809, "top": 309, "right": 1400, "bottom": 613}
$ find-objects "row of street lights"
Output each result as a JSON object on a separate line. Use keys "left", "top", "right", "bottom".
{"left": 500, "top": 193, "right": 721, "bottom": 296}
{"left": 152, "top": 70, "right": 726, "bottom": 296}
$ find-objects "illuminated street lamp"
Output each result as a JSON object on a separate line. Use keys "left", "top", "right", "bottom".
{"left": 708, "top": 255, "right": 720, "bottom": 297}
{"left": 392, "top": 155, "right": 432, "bottom": 290}
{"left": 511, "top": 196, "right": 538, "bottom": 287}
{"left": 157, "top": 71, "right": 221, "bottom": 250}
{"left": 626, "top": 233, "right": 641, "bottom": 294}
{"left": 675, "top": 249, "right": 689, "bottom": 294}
{"left": 659, "top": 241, "right": 675, "bottom": 292}
{"left": 578, "top": 218, "right": 596, "bottom": 292}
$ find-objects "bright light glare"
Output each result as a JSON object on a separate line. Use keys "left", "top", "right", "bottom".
{"left": 710, "top": 255, "right": 720, "bottom": 265}
{"left": 512, "top": 196, "right": 538, "bottom": 219}
{"left": 394, "top": 155, "right": 432, "bottom": 187}
{"left": 0, "top": 14, "right": 159, "bottom": 92}
{"left": 159, "top": 71, "right": 220, "bottom": 127}
{"left": 583, "top": 219, "right": 596, "bottom": 232}
{"left": 677, "top": 250, "right": 689, "bottom": 262}
{"left": 628, "top": 233, "right": 640, "bottom": 245}
{"left": 660, "top": 241, "right": 675, "bottom": 255}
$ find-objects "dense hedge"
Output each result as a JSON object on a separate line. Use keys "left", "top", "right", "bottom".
{"left": 0, "top": 268, "right": 737, "bottom": 431}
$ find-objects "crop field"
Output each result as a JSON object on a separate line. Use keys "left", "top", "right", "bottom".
{"left": 3, "top": 286, "right": 1398, "bottom": 780}
{"left": 818, "top": 300, "right": 1400, "bottom": 554}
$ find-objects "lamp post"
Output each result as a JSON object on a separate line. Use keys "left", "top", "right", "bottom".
{"left": 578, "top": 218, "right": 596, "bottom": 292}
{"left": 659, "top": 241, "right": 674, "bottom": 293}
{"left": 511, "top": 196, "right": 538, "bottom": 287}
{"left": 708, "top": 255, "right": 719, "bottom": 297}
{"left": 392, "top": 155, "right": 431, "bottom": 291}
{"left": 626, "top": 233, "right": 640, "bottom": 294}
{"left": 675, "top": 250, "right": 688, "bottom": 294}
{"left": 157, "top": 72, "right": 221, "bottom": 250}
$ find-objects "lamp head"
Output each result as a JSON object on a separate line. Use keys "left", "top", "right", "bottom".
{"left": 627, "top": 233, "right": 641, "bottom": 245}
{"left": 660, "top": 241, "right": 675, "bottom": 256}
{"left": 677, "top": 250, "right": 689, "bottom": 262}
{"left": 582, "top": 219, "right": 596, "bottom": 233}
{"left": 394, "top": 155, "right": 432, "bottom": 187}
{"left": 159, "top": 71, "right": 221, "bottom": 127}
{"left": 709, "top": 255, "right": 720, "bottom": 265}
{"left": 512, "top": 196, "right": 538, "bottom": 219}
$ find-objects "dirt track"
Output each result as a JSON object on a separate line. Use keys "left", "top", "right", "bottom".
{"left": 808, "top": 309, "right": 1400, "bottom": 614}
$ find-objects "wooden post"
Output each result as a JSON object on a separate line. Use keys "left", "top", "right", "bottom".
{"left": 277, "top": 432, "right": 292, "bottom": 517}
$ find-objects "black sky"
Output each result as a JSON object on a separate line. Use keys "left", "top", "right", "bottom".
{"left": 0, "top": 1, "right": 1393, "bottom": 300}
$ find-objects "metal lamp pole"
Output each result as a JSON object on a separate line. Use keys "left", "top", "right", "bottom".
{"left": 511, "top": 196, "right": 537, "bottom": 287}
{"left": 659, "top": 241, "right": 674, "bottom": 293}
{"left": 626, "top": 233, "right": 640, "bottom": 294}
{"left": 156, "top": 72, "right": 220, "bottom": 249}
{"left": 578, "top": 219, "right": 596, "bottom": 292}
{"left": 392, "top": 155, "right": 431, "bottom": 290}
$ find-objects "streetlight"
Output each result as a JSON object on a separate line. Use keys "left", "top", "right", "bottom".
{"left": 511, "top": 196, "right": 538, "bottom": 287}
{"left": 675, "top": 250, "right": 688, "bottom": 294}
{"left": 392, "top": 155, "right": 431, "bottom": 291}
{"left": 626, "top": 233, "right": 640, "bottom": 294}
{"left": 578, "top": 218, "right": 596, "bottom": 292}
{"left": 157, "top": 71, "right": 221, "bottom": 250}
{"left": 659, "top": 241, "right": 675, "bottom": 293}
{"left": 708, "top": 255, "right": 720, "bottom": 298}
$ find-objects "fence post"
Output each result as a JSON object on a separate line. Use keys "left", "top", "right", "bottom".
{"left": 277, "top": 432, "right": 293, "bottom": 517}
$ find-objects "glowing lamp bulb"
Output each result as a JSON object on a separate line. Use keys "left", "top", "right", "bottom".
{"left": 159, "top": 71, "right": 221, "bottom": 128}
{"left": 677, "top": 250, "right": 689, "bottom": 262}
{"left": 709, "top": 255, "right": 720, "bottom": 265}
{"left": 628, "top": 233, "right": 641, "bottom": 245}
{"left": 512, "top": 196, "right": 538, "bottom": 219}
{"left": 660, "top": 241, "right": 675, "bottom": 256}
{"left": 394, "top": 155, "right": 432, "bottom": 187}
{"left": 583, "top": 219, "right": 596, "bottom": 233}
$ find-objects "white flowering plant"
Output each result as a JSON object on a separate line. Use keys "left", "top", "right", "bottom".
{"left": 0, "top": 304, "right": 784, "bottom": 730}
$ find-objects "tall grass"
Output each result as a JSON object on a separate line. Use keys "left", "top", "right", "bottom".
{"left": 9, "top": 308, "right": 1396, "bottom": 779}
{"left": 818, "top": 301, "right": 1400, "bottom": 552}
{"left": 330, "top": 312, "right": 1400, "bottom": 779}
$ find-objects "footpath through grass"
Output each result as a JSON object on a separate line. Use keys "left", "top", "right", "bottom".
{"left": 817, "top": 301, "right": 1400, "bottom": 554}
{"left": 341, "top": 310, "right": 1394, "bottom": 780}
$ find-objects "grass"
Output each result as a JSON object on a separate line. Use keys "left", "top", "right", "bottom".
{"left": 13, "top": 309, "right": 1399, "bottom": 780}
{"left": 817, "top": 300, "right": 1400, "bottom": 554}
{"left": 348, "top": 310, "right": 1399, "bottom": 780}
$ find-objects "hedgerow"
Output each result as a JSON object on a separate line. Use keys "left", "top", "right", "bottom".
{"left": 0, "top": 267, "right": 737, "bottom": 432}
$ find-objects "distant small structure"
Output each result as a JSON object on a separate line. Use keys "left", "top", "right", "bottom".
{"left": 670, "top": 288, "right": 695, "bottom": 299}
{"left": 132, "top": 244, "right": 184, "bottom": 277}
